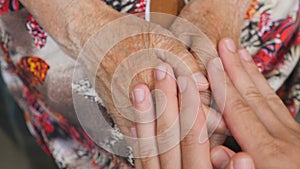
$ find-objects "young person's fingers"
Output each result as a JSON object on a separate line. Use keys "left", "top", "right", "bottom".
{"left": 211, "top": 146, "right": 235, "bottom": 169}
{"left": 155, "top": 44, "right": 209, "bottom": 91}
{"left": 207, "top": 57, "right": 273, "bottom": 152}
{"left": 218, "top": 38, "right": 288, "bottom": 136}
{"left": 178, "top": 76, "right": 213, "bottom": 169}
{"left": 132, "top": 84, "right": 160, "bottom": 169}
{"left": 238, "top": 49, "right": 300, "bottom": 132}
{"left": 212, "top": 146, "right": 255, "bottom": 169}
{"left": 154, "top": 64, "right": 181, "bottom": 169}
{"left": 129, "top": 126, "right": 143, "bottom": 169}
{"left": 225, "top": 152, "right": 255, "bottom": 169}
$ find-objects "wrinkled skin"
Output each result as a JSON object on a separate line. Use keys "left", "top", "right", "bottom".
{"left": 18, "top": 0, "right": 251, "bottom": 147}
{"left": 92, "top": 0, "right": 252, "bottom": 144}
{"left": 79, "top": 15, "right": 208, "bottom": 140}
{"left": 169, "top": 0, "right": 252, "bottom": 146}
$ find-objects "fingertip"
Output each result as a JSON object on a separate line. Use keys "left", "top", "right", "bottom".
{"left": 155, "top": 62, "right": 175, "bottom": 81}
{"left": 238, "top": 49, "right": 252, "bottom": 62}
{"left": 219, "top": 38, "right": 237, "bottom": 54}
{"left": 230, "top": 153, "right": 255, "bottom": 169}
{"left": 192, "top": 72, "right": 209, "bottom": 91}
{"left": 207, "top": 57, "right": 224, "bottom": 75}
{"left": 177, "top": 76, "right": 188, "bottom": 93}
{"left": 132, "top": 84, "right": 151, "bottom": 105}
{"left": 211, "top": 146, "right": 232, "bottom": 169}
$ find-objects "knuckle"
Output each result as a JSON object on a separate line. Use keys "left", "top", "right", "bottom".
{"left": 156, "top": 120, "right": 171, "bottom": 134}
{"left": 243, "top": 86, "right": 263, "bottom": 100}
{"left": 157, "top": 124, "right": 180, "bottom": 148}
{"left": 228, "top": 98, "right": 249, "bottom": 111}
{"left": 140, "top": 157, "right": 155, "bottom": 168}
{"left": 264, "top": 92, "right": 282, "bottom": 104}
{"left": 181, "top": 129, "right": 200, "bottom": 148}
{"left": 139, "top": 143, "right": 158, "bottom": 158}
{"left": 232, "top": 62, "right": 244, "bottom": 70}
{"left": 262, "top": 138, "right": 285, "bottom": 156}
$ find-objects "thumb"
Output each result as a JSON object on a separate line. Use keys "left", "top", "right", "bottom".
{"left": 211, "top": 146, "right": 235, "bottom": 169}
{"left": 211, "top": 146, "right": 255, "bottom": 169}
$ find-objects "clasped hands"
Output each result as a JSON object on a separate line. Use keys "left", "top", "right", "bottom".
{"left": 130, "top": 38, "right": 300, "bottom": 169}
{"left": 79, "top": 0, "right": 250, "bottom": 149}
{"left": 62, "top": 2, "right": 300, "bottom": 168}
{"left": 18, "top": 0, "right": 300, "bottom": 168}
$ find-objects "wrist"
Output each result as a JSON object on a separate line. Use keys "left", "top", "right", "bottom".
{"left": 20, "top": 0, "right": 122, "bottom": 57}
{"left": 63, "top": 1, "right": 123, "bottom": 55}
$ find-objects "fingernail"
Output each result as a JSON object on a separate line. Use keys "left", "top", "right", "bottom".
{"left": 211, "top": 148, "right": 230, "bottom": 169}
{"left": 213, "top": 58, "right": 224, "bottom": 71}
{"left": 178, "top": 77, "right": 187, "bottom": 93}
{"left": 155, "top": 65, "right": 167, "bottom": 80}
{"left": 130, "top": 126, "right": 137, "bottom": 139}
{"left": 238, "top": 49, "right": 252, "bottom": 61}
{"left": 133, "top": 88, "right": 145, "bottom": 103}
{"left": 232, "top": 158, "right": 255, "bottom": 169}
{"left": 224, "top": 39, "right": 236, "bottom": 52}
{"left": 192, "top": 72, "right": 209, "bottom": 89}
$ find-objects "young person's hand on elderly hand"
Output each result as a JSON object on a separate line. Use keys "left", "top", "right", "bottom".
{"left": 130, "top": 62, "right": 254, "bottom": 169}
{"left": 19, "top": 0, "right": 214, "bottom": 141}
{"left": 209, "top": 38, "right": 300, "bottom": 169}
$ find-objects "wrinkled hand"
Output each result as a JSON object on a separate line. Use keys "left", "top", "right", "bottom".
{"left": 209, "top": 38, "right": 300, "bottom": 169}
{"left": 171, "top": 0, "right": 252, "bottom": 49}
{"left": 167, "top": 0, "right": 252, "bottom": 146}
{"left": 20, "top": 0, "right": 209, "bottom": 139}
{"left": 130, "top": 63, "right": 254, "bottom": 169}
{"left": 80, "top": 14, "right": 210, "bottom": 139}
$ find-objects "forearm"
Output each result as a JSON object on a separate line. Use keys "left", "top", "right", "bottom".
{"left": 19, "top": 0, "right": 122, "bottom": 57}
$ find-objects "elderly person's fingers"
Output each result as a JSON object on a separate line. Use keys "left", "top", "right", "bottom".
{"left": 207, "top": 57, "right": 273, "bottom": 152}
{"left": 217, "top": 38, "right": 288, "bottom": 137}
{"left": 154, "top": 63, "right": 181, "bottom": 169}
{"left": 238, "top": 49, "right": 300, "bottom": 131}
{"left": 202, "top": 105, "right": 228, "bottom": 146}
{"left": 132, "top": 84, "right": 160, "bottom": 169}
{"left": 178, "top": 76, "right": 213, "bottom": 169}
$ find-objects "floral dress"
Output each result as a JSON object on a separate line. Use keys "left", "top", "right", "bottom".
{"left": 0, "top": 0, "right": 299, "bottom": 168}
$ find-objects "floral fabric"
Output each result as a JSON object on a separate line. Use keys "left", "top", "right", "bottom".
{"left": 0, "top": 0, "right": 299, "bottom": 168}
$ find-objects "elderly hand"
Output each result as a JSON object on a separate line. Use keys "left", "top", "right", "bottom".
{"left": 209, "top": 38, "right": 300, "bottom": 169}
{"left": 167, "top": 0, "right": 252, "bottom": 147}
{"left": 79, "top": 14, "right": 212, "bottom": 139}
{"left": 20, "top": 0, "right": 211, "bottom": 138}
